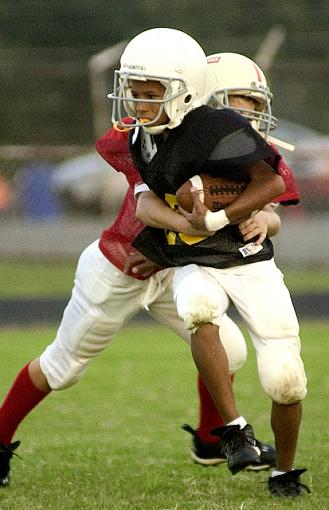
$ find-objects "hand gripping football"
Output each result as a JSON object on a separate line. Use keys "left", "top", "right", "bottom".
{"left": 176, "top": 174, "right": 247, "bottom": 212}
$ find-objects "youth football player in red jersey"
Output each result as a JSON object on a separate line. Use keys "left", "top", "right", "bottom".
{"left": 0, "top": 116, "right": 278, "bottom": 486}
{"left": 0, "top": 37, "right": 303, "bottom": 497}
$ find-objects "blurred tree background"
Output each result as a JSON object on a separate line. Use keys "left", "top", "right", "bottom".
{"left": 0, "top": 0, "right": 328, "bottom": 146}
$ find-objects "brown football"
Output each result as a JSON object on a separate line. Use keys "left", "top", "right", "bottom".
{"left": 176, "top": 174, "right": 247, "bottom": 212}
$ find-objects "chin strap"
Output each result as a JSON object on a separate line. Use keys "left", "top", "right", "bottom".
{"left": 112, "top": 121, "right": 135, "bottom": 133}
{"left": 113, "top": 118, "right": 156, "bottom": 133}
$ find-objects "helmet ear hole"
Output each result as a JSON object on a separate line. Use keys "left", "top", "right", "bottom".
{"left": 184, "top": 94, "right": 192, "bottom": 104}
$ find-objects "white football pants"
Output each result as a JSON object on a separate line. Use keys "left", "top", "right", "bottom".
{"left": 40, "top": 241, "right": 247, "bottom": 389}
{"left": 173, "top": 261, "right": 307, "bottom": 404}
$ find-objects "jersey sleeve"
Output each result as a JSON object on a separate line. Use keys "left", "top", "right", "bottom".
{"left": 134, "top": 182, "right": 151, "bottom": 196}
{"left": 170, "top": 107, "right": 280, "bottom": 186}
{"left": 95, "top": 127, "right": 127, "bottom": 170}
{"left": 266, "top": 145, "right": 300, "bottom": 205}
{"left": 205, "top": 111, "right": 280, "bottom": 176}
{"left": 95, "top": 118, "right": 143, "bottom": 188}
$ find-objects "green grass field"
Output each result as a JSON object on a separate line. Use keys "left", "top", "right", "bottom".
{"left": 0, "top": 260, "right": 328, "bottom": 297}
{"left": 0, "top": 321, "right": 327, "bottom": 509}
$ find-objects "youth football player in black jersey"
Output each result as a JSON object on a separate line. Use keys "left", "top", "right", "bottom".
{"left": 109, "top": 28, "right": 309, "bottom": 496}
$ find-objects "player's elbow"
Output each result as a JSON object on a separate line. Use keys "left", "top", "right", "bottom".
{"left": 250, "top": 161, "right": 286, "bottom": 198}
{"left": 259, "top": 173, "right": 285, "bottom": 203}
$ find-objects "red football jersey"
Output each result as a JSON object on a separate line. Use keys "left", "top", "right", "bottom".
{"left": 268, "top": 143, "right": 300, "bottom": 205}
{"left": 96, "top": 124, "right": 158, "bottom": 280}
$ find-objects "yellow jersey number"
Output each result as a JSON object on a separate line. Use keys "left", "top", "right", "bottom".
{"left": 165, "top": 193, "right": 207, "bottom": 246}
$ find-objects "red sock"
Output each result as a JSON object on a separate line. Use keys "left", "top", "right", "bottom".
{"left": 0, "top": 362, "right": 49, "bottom": 445}
{"left": 196, "top": 373, "right": 235, "bottom": 443}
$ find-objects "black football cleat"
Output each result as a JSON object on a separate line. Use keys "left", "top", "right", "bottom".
{"left": 242, "top": 424, "right": 276, "bottom": 471}
{"left": 183, "top": 424, "right": 275, "bottom": 471}
{"left": 268, "top": 468, "right": 311, "bottom": 497}
{"left": 211, "top": 424, "right": 261, "bottom": 475}
{"left": 182, "top": 424, "right": 227, "bottom": 466}
{"left": 0, "top": 441, "right": 21, "bottom": 487}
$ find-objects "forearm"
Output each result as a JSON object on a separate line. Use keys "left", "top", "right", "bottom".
{"left": 225, "top": 170, "right": 285, "bottom": 224}
{"left": 204, "top": 162, "right": 285, "bottom": 232}
{"left": 136, "top": 190, "right": 211, "bottom": 237}
{"left": 135, "top": 190, "right": 185, "bottom": 231}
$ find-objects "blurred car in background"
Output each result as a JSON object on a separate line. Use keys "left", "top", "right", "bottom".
{"left": 51, "top": 152, "right": 128, "bottom": 217}
{"left": 275, "top": 119, "right": 329, "bottom": 213}
{"left": 13, "top": 152, "right": 128, "bottom": 220}
{"left": 50, "top": 119, "right": 329, "bottom": 218}
{"left": 12, "top": 118, "right": 328, "bottom": 221}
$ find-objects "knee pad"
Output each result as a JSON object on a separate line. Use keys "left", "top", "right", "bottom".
{"left": 257, "top": 342, "right": 307, "bottom": 403}
{"left": 174, "top": 267, "right": 228, "bottom": 334}
{"left": 40, "top": 346, "right": 87, "bottom": 390}
{"left": 220, "top": 315, "right": 248, "bottom": 373}
{"left": 182, "top": 292, "right": 221, "bottom": 334}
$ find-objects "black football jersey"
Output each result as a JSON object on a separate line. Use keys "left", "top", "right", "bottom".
{"left": 130, "top": 106, "right": 276, "bottom": 269}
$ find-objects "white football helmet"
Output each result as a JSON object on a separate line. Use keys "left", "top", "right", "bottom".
{"left": 206, "top": 52, "right": 277, "bottom": 137}
{"left": 108, "top": 28, "right": 207, "bottom": 134}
